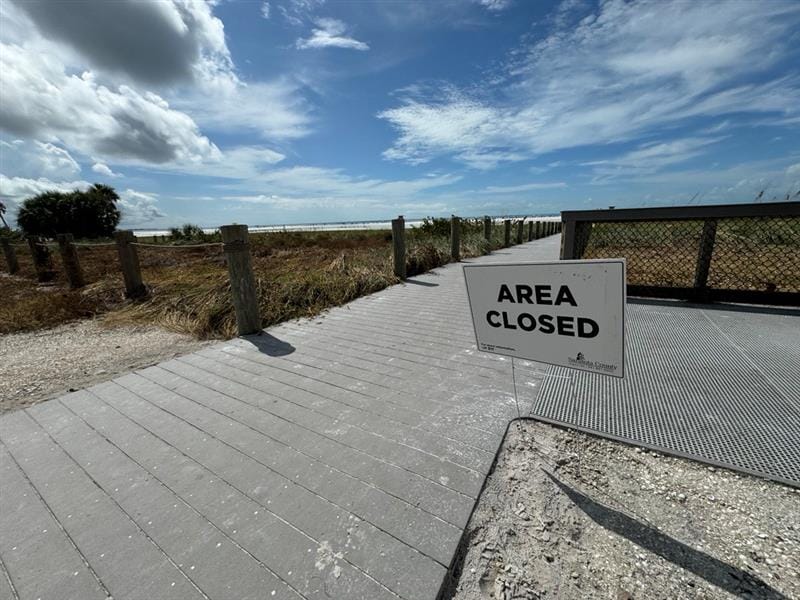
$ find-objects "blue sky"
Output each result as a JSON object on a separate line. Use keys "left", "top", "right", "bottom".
{"left": 1, "top": 0, "right": 799, "bottom": 229}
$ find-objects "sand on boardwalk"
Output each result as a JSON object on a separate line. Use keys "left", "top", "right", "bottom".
{"left": 0, "top": 320, "right": 212, "bottom": 414}
{"left": 447, "top": 421, "right": 799, "bottom": 600}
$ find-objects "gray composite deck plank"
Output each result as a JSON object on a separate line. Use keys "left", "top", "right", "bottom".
{"left": 147, "top": 357, "right": 495, "bottom": 472}
{"left": 139, "top": 359, "right": 485, "bottom": 494}
{"left": 76, "top": 380, "right": 446, "bottom": 599}
{"left": 200, "top": 346, "right": 517, "bottom": 440}
{"left": 0, "top": 443, "right": 107, "bottom": 600}
{"left": 0, "top": 409, "right": 208, "bottom": 600}
{"left": 62, "top": 388, "right": 417, "bottom": 600}
{"left": 108, "top": 372, "right": 474, "bottom": 529}
{"left": 0, "top": 561, "right": 15, "bottom": 600}
{"left": 177, "top": 350, "right": 505, "bottom": 451}
{"left": 271, "top": 320, "right": 543, "bottom": 384}
{"left": 28, "top": 398, "right": 307, "bottom": 600}
{"left": 179, "top": 346, "right": 501, "bottom": 450}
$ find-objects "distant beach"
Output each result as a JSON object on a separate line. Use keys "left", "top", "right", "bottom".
{"left": 132, "top": 215, "right": 561, "bottom": 237}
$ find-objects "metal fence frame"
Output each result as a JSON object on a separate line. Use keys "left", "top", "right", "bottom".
{"left": 561, "top": 201, "right": 800, "bottom": 306}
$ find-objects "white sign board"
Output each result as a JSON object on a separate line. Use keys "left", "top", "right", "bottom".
{"left": 463, "top": 260, "right": 626, "bottom": 378}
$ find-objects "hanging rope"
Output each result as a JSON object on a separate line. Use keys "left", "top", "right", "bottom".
{"left": 131, "top": 241, "right": 223, "bottom": 248}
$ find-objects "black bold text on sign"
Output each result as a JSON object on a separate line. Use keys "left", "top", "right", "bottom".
{"left": 463, "top": 260, "right": 625, "bottom": 378}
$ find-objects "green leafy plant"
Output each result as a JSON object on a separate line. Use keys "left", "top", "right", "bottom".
{"left": 16, "top": 184, "right": 121, "bottom": 239}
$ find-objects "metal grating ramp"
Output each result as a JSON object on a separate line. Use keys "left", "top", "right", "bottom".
{"left": 532, "top": 302, "right": 800, "bottom": 487}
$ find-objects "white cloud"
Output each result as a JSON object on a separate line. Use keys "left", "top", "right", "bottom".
{"left": 118, "top": 189, "right": 167, "bottom": 226}
{"left": 261, "top": 2, "right": 271, "bottom": 19}
{"left": 220, "top": 193, "right": 451, "bottom": 215}
{"left": 477, "top": 0, "right": 513, "bottom": 11}
{"left": 380, "top": 0, "right": 800, "bottom": 168}
{"left": 278, "top": 0, "right": 326, "bottom": 27}
{"left": 0, "top": 0, "right": 311, "bottom": 166}
{"left": 0, "top": 175, "right": 91, "bottom": 213}
{"left": 176, "top": 77, "right": 311, "bottom": 140}
{"left": 35, "top": 142, "right": 81, "bottom": 176}
{"left": 587, "top": 155, "right": 800, "bottom": 200}
{"left": 0, "top": 43, "right": 221, "bottom": 165}
{"left": 584, "top": 137, "right": 726, "bottom": 181}
{"left": 233, "top": 166, "right": 461, "bottom": 197}
{"left": 146, "top": 146, "right": 286, "bottom": 179}
{"left": 181, "top": 166, "right": 463, "bottom": 217}
{"left": 208, "top": 166, "right": 463, "bottom": 216}
{"left": 1, "top": 139, "right": 82, "bottom": 180}
{"left": 8, "top": 0, "right": 232, "bottom": 86}
{"left": 786, "top": 163, "right": 800, "bottom": 177}
{"left": 296, "top": 18, "right": 369, "bottom": 51}
{"left": 92, "top": 162, "right": 121, "bottom": 178}
{"left": 477, "top": 182, "right": 567, "bottom": 194}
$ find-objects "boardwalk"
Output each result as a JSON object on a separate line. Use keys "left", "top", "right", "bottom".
{"left": 1, "top": 234, "right": 798, "bottom": 600}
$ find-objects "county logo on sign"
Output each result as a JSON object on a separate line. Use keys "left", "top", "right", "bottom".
{"left": 463, "top": 260, "right": 626, "bottom": 378}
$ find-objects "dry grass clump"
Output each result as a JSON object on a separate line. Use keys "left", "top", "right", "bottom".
{"left": 106, "top": 244, "right": 397, "bottom": 338}
{"left": 0, "top": 275, "right": 122, "bottom": 334}
{"left": 406, "top": 233, "right": 491, "bottom": 277}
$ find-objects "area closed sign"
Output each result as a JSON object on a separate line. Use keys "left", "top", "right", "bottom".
{"left": 463, "top": 260, "right": 626, "bottom": 377}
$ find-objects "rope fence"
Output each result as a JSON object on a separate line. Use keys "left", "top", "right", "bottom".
{"left": 130, "top": 241, "right": 223, "bottom": 248}
{"left": 2, "top": 216, "right": 560, "bottom": 334}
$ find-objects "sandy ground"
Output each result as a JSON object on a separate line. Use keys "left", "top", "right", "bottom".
{"left": 446, "top": 421, "right": 799, "bottom": 600}
{"left": 0, "top": 320, "right": 213, "bottom": 414}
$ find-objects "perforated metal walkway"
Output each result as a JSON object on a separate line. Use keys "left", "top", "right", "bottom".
{"left": 534, "top": 301, "right": 800, "bottom": 487}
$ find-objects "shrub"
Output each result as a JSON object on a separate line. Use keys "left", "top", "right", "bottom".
{"left": 169, "top": 223, "right": 211, "bottom": 242}
{"left": 16, "top": 184, "right": 121, "bottom": 239}
{"left": 415, "top": 216, "right": 488, "bottom": 237}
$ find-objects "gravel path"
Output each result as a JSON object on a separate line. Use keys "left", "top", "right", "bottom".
{"left": 0, "top": 320, "right": 213, "bottom": 414}
{"left": 447, "top": 421, "right": 799, "bottom": 600}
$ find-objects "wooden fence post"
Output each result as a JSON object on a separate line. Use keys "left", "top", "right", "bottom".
{"left": 503, "top": 219, "right": 511, "bottom": 247}
{"left": 114, "top": 230, "right": 146, "bottom": 298}
{"left": 27, "top": 237, "right": 56, "bottom": 282}
{"left": 56, "top": 233, "right": 85, "bottom": 289}
{"left": 1, "top": 239, "right": 19, "bottom": 274}
{"left": 450, "top": 215, "right": 460, "bottom": 261}
{"left": 221, "top": 224, "right": 261, "bottom": 335}
{"left": 527, "top": 221, "right": 534, "bottom": 242}
{"left": 693, "top": 219, "right": 718, "bottom": 294}
{"left": 560, "top": 219, "right": 574, "bottom": 259}
{"left": 483, "top": 216, "right": 492, "bottom": 243}
{"left": 391, "top": 215, "right": 406, "bottom": 279}
{"left": 561, "top": 219, "right": 592, "bottom": 260}
{"left": 515, "top": 220, "right": 524, "bottom": 244}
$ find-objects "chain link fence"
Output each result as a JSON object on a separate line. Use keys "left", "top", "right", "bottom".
{"left": 561, "top": 202, "right": 800, "bottom": 305}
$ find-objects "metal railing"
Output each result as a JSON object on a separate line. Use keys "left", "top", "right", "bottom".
{"left": 561, "top": 201, "right": 800, "bottom": 306}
